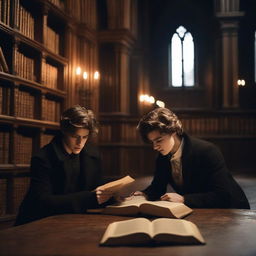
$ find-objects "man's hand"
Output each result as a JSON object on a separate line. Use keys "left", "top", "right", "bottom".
{"left": 160, "top": 193, "right": 184, "bottom": 203}
{"left": 130, "top": 191, "right": 145, "bottom": 197}
{"left": 95, "top": 187, "right": 114, "bottom": 205}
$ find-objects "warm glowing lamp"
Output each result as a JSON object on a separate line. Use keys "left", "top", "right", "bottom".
{"left": 83, "top": 72, "right": 88, "bottom": 80}
{"left": 94, "top": 71, "right": 100, "bottom": 80}
{"left": 76, "top": 67, "right": 81, "bottom": 75}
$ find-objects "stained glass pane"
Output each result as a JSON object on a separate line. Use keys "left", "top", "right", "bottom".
{"left": 184, "top": 32, "right": 194, "bottom": 86}
{"left": 171, "top": 33, "right": 182, "bottom": 87}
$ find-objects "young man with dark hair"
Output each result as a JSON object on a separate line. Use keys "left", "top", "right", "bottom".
{"left": 15, "top": 105, "right": 113, "bottom": 225}
{"left": 134, "top": 107, "right": 250, "bottom": 209}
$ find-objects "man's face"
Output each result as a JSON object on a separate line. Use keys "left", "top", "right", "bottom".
{"left": 147, "top": 130, "right": 175, "bottom": 156}
{"left": 62, "top": 128, "right": 89, "bottom": 154}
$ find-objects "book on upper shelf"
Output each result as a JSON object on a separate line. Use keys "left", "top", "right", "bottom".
{"left": 102, "top": 195, "right": 192, "bottom": 219}
{"left": 97, "top": 175, "right": 135, "bottom": 193}
{"left": 0, "top": 46, "right": 9, "bottom": 73}
{"left": 100, "top": 217, "right": 205, "bottom": 246}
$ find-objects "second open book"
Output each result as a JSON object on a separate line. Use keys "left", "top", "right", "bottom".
{"left": 100, "top": 217, "right": 205, "bottom": 246}
{"left": 102, "top": 195, "right": 193, "bottom": 219}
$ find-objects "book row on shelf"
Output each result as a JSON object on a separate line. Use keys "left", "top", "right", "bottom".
{"left": 12, "top": 47, "right": 63, "bottom": 89}
{"left": 0, "top": 84, "right": 10, "bottom": 115}
{"left": 42, "top": 61, "right": 59, "bottom": 89}
{"left": 45, "top": 26, "right": 60, "bottom": 55}
{"left": 17, "top": 4, "right": 35, "bottom": 40}
{"left": 0, "top": 127, "right": 56, "bottom": 165}
{"left": 15, "top": 50, "right": 36, "bottom": 82}
{"left": 0, "top": 0, "right": 11, "bottom": 26}
{"left": 0, "top": 82, "right": 63, "bottom": 121}
{"left": 0, "top": 176, "right": 30, "bottom": 216}
{"left": 14, "top": 88, "right": 35, "bottom": 119}
{"left": 42, "top": 97, "right": 62, "bottom": 122}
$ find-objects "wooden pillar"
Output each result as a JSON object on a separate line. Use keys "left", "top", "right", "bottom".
{"left": 215, "top": 0, "right": 244, "bottom": 108}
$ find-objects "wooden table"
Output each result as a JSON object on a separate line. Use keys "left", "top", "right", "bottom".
{"left": 0, "top": 209, "right": 256, "bottom": 256}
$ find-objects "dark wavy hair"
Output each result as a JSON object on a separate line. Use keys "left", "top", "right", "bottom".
{"left": 60, "top": 105, "right": 98, "bottom": 135}
{"left": 137, "top": 107, "right": 183, "bottom": 143}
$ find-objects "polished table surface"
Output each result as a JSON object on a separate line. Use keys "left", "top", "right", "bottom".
{"left": 0, "top": 209, "right": 256, "bottom": 256}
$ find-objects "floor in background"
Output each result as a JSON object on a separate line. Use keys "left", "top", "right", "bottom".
{"left": 235, "top": 174, "right": 256, "bottom": 210}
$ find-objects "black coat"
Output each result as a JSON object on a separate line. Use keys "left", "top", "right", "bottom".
{"left": 143, "top": 134, "right": 250, "bottom": 209}
{"left": 15, "top": 135, "right": 103, "bottom": 225}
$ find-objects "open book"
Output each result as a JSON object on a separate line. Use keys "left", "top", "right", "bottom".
{"left": 102, "top": 195, "right": 192, "bottom": 219}
{"left": 97, "top": 175, "right": 135, "bottom": 193}
{"left": 100, "top": 218, "right": 205, "bottom": 246}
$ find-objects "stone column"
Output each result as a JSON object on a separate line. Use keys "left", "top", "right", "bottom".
{"left": 215, "top": 0, "right": 244, "bottom": 108}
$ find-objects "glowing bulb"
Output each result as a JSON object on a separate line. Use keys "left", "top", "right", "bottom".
{"left": 94, "top": 71, "right": 100, "bottom": 80}
{"left": 139, "top": 95, "right": 145, "bottom": 102}
{"left": 76, "top": 67, "right": 81, "bottom": 75}
{"left": 83, "top": 72, "right": 88, "bottom": 80}
{"left": 156, "top": 100, "right": 165, "bottom": 108}
{"left": 237, "top": 79, "right": 246, "bottom": 86}
{"left": 149, "top": 96, "right": 155, "bottom": 104}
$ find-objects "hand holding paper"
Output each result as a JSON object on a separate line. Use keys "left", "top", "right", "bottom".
{"left": 95, "top": 175, "right": 135, "bottom": 204}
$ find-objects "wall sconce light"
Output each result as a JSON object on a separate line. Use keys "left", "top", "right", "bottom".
{"left": 75, "top": 67, "right": 100, "bottom": 81}
{"left": 139, "top": 94, "right": 165, "bottom": 108}
{"left": 237, "top": 79, "right": 245, "bottom": 87}
{"left": 139, "top": 94, "right": 155, "bottom": 104}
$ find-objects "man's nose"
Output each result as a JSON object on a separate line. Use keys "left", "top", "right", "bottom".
{"left": 153, "top": 143, "right": 159, "bottom": 150}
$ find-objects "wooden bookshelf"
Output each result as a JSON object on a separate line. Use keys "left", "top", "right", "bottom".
{"left": 0, "top": 0, "right": 67, "bottom": 223}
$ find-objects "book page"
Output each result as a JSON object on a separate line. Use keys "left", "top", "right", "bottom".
{"left": 103, "top": 196, "right": 147, "bottom": 215}
{"left": 152, "top": 218, "right": 205, "bottom": 244}
{"left": 100, "top": 218, "right": 152, "bottom": 245}
{"left": 183, "top": 220, "right": 206, "bottom": 244}
{"left": 105, "top": 195, "right": 147, "bottom": 208}
{"left": 140, "top": 200, "right": 193, "bottom": 218}
{"left": 97, "top": 175, "right": 134, "bottom": 193}
{"left": 152, "top": 218, "right": 189, "bottom": 236}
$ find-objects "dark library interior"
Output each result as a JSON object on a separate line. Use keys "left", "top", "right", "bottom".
{"left": 0, "top": 0, "right": 256, "bottom": 229}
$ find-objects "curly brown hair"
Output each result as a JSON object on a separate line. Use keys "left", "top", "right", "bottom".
{"left": 137, "top": 107, "right": 183, "bottom": 143}
{"left": 60, "top": 105, "right": 98, "bottom": 135}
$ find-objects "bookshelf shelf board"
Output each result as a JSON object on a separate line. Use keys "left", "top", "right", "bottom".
{"left": 0, "top": 115, "right": 60, "bottom": 129}
{"left": 17, "top": 79, "right": 66, "bottom": 98}
{"left": 0, "top": 22, "right": 13, "bottom": 35}
{"left": 0, "top": 166, "right": 30, "bottom": 173}
{"left": 0, "top": 72, "right": 16, "bottom": 81}
{"left": 15, "top": 117, "right": 60, "bottom": 129}
{"left": 44, "top": 51, "right": 67, "bottom": 65}
{"left": 0, "top": 214, "right": 16, "bottom": 222}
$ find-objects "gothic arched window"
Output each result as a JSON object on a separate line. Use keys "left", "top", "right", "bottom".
{"left": 169, "top": 26, "right": 195, "bottom": 87}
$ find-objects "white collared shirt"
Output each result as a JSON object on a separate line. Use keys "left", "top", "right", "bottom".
{"left": 170, "top": 138, "right": 184, "bottom": 186}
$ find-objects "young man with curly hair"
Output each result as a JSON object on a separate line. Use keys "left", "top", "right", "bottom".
{"left": 134, "top": 107, "right": 250, "bottom": 209}
{"left": 15, "top": 105, "right": 114, "bottom": 225}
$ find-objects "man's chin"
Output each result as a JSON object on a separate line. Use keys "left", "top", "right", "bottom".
{"left": 73, "top": 150, "right": 81, "bottom": 154}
